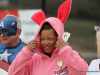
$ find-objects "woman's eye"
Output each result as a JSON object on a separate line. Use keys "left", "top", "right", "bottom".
{"left": 41, "top": 38, "right": 45, "bottom": 41}
{"left": 48, "top": 38, "right": 52, "bottom": 40}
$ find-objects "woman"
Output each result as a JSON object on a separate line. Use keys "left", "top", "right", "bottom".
{"left": 86, "top": 26, "right": 100, "bottom": 75}
{"left": 8, "top": 0, "right": 88, "bottom": 75}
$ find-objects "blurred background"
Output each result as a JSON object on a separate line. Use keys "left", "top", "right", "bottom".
{"left": 0, "top": 0, "right": 100, "bottom": 64}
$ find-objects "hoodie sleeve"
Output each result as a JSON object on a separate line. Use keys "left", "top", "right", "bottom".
{"left": 8, "top": 46, "right": 34, "bottom": 75}
{"left": 58, "top": 45, "right": 88, "bottom": 75}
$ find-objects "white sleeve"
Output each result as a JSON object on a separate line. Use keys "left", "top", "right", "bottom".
{"left": 86, "top": 59, "right": 100, "bottom": 75}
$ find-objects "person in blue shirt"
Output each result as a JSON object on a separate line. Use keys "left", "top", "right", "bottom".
{"left": 0, "top": 15, "right": 27, "bottom": 64}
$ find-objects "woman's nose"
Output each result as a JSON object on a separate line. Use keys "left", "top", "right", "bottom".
{"left": 44, "top": 40, "right": 49, "bottom": 45}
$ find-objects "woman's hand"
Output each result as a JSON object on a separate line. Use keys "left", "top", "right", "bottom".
{"left": 55, "top": 37, "right": 69, "bottom": 50}
{"left": 27, "top": 40, "right": 38, "bottom": 52}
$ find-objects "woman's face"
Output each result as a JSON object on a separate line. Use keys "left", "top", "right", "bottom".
{"left": 40, "top": 28, "right": 57, "bottom": 56}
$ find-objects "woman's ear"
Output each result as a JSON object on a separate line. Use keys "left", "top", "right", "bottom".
{"left": 16, "top": 29, "right": 21, "bottom": 37}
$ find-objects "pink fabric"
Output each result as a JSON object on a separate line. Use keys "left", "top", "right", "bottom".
{"left": 8, "top": 0, "right": 88, "bottom": 75}
{"left": 8, "top": 46, "right": 88, "bottom": 75}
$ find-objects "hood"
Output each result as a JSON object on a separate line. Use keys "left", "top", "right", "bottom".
{"left": 34, "top": 17, "right": 64, "bottom": 54}
{"left": 31, "top": 0, "right": 71, "bottom": 55}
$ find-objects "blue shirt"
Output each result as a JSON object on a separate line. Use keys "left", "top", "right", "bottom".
{"left": 0, "top": 39, "right": 27, "bottom": 64}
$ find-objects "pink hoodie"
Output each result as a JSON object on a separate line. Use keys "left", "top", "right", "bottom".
{"left": 8, "top": 0, "right": 88, "bottom": 75}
